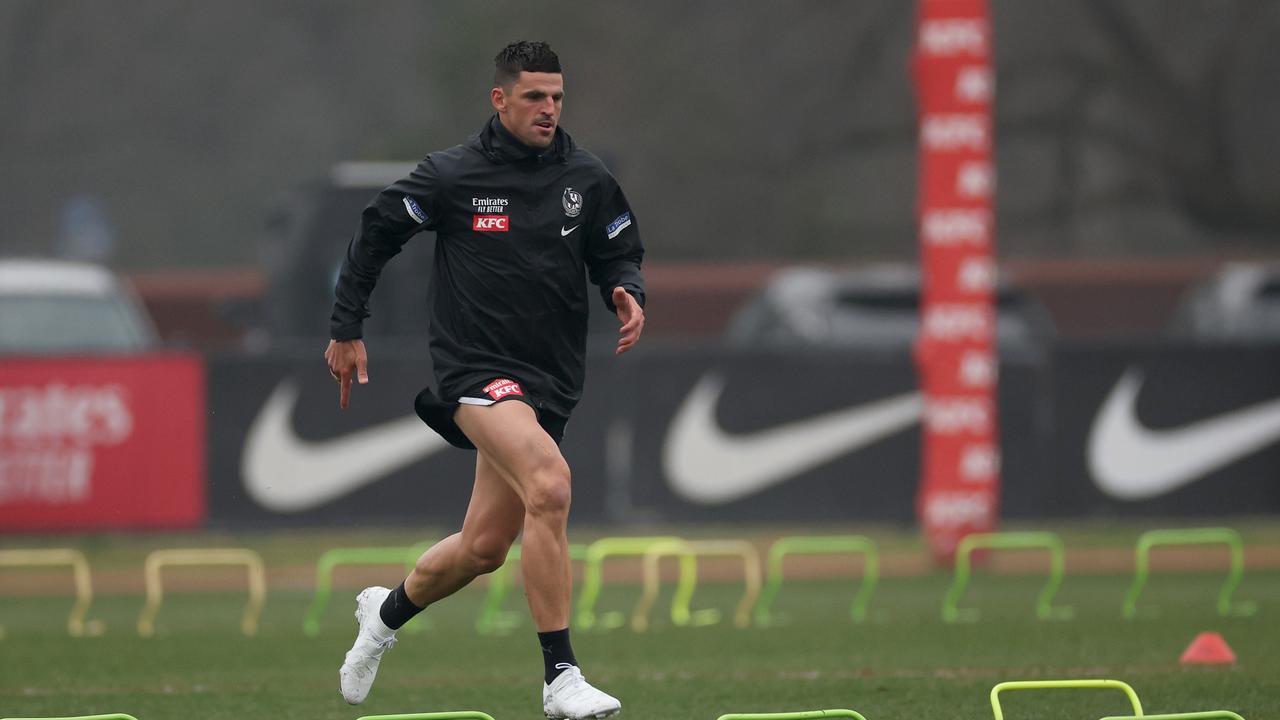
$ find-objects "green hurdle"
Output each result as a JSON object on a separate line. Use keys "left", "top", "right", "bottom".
{"left": 304, "top": 542, "right": 433, "bottom": 636}
{"left": 355, "top": 712, "right": 496, "bottom": 720}
{"left": 990, "top": 679, "right": 1143, "bottom": 720}
{"left": 1095, "top": 707, "right": 1244, "bottom": 712}
{"left": 754, "top": 535, "right": 879, "bottom": 626}
{"left": 717, "top": 710, "right": 868, "bottom": 720}
{"left": 943, "top": 532, "right": 1072, "bottom": 622}
{"left": 1122, "top": 528, "right": 1254, "bottom": 619}
{"left": 475, "top": 543, "right": 587, "bottom": 635}
{"left": 631, "top": 539, "right": 761, "bottom": 631}
{"left": 0, "top": 548, "right": 104, "bottom": 638}
{"left": 575, "top": 536, "right": 685, "bottom": 630}
{"left": 2, "top": 715, "right": 139, "bottom": 720}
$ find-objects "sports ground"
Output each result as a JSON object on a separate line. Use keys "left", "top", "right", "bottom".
{"left": 2, "top": 521, "right": 1278, "bottom": 720}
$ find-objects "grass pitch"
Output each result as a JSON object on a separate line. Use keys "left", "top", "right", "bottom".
{"left": 1, "top": 527, "right": 1278, "bottom": 719}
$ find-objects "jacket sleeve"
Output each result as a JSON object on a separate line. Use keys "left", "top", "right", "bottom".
{"left": 330, "top": 157, "right": 443, "bottom": 340}
{"left": 585, "top": 173, "right": 646, "bottom": 313}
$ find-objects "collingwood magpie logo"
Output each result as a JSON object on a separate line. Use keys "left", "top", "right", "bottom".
{"left": 562, "top": 187, "right": 583, "bottom": 218}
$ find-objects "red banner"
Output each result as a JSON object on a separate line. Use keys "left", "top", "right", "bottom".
{"left": 914, "top": 0, "right": 1001, "bottom": 563}
{"left": 0, "top": 355, "right": 205, "bottom": 531}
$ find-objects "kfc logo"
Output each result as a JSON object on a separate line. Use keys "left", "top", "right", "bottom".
{"left": 923, "top": 304, "right": 992, "bottom": 342}
{"left": 918, "top": 19, "right": 987, "bottom": 57}
{"left": 921, "top": 114, "right": 988, "bottom": 152}
{"left": 483, "top": 378, "right": 523, "bottom": 400}
{"left": 473, "top": 215, "right": 510, "bottom": 232}
{"left": 925, "top": 397, "right": 993, "bottom": 435}
{"left": 922, "top": 490, "right": 995, "bottom": 527}
{"left": 922, "top": 209, "right": 991, "bottom": 247}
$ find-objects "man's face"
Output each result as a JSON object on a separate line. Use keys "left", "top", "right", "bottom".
{"left": 491, "top": 71, "right": 564, "bottom": 149}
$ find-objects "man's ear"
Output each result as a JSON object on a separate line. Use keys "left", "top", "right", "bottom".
{"left": 490, "top": 86, "right": 506, "bottom": 113}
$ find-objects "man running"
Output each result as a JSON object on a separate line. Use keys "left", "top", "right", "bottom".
{"left": 324, "top": 40, "right": 644, "bottom": 719}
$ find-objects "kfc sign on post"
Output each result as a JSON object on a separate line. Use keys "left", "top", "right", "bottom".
{"left": 914, "top": 0, "right": 1001, "bottom": 563}
{"left": 0, "top": 355, "right": 205, "bottom": 531}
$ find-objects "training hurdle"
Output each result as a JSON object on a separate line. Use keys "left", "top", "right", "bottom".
{"left": 475, "top": 543, "right": 587, "bottom": 635}
{"left": 990, "top": 679, "right": 1143, "bottom": 720}
{"left": 2, "top": 715, "right": 140, "bottom": 720}
{"left": 630, "top": 539, "right": 761, "bottom": 632}
{"left": 1095, "top": 707, "right": 1244, "bottom": 712}
{"left": 576, "top": 536, "right": 686, "bottom": 630}
{"left": 943, "top": 531, "right": 1072, "bottom": 622}
{"left": 1122, "top": 527, "right": 1254, "bottom": 619}
{"left": 1100, "top": 714, "right": 1246, "bottom": 720}
{"left": 137, "top": 548, "right": 266, "bottom": 637}
{"left": 754, "top": 535, "right": 879, "bottom": 626}
{"left": 360, "top": 707, "right": 499, "bottom": 712}
{"left": 717, "top": 710, "right": 868, "bottom": 720}
{"left": 0, "top": 548, "right": 102, "bottom": 638}
{"left": 304, "top": 541, "right": 434, "bottom": 636}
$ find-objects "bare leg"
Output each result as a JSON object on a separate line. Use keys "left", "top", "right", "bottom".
{"left": 455, "top": 400, "right": 572, "bottom": 631}
{"left": 403, "top": 452, "right": 524, "bottom": 607}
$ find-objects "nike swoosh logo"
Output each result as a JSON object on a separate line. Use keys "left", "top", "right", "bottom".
{"left": 662, "top": 373, "right": 923, "bottom": 504}
{"left": 241, "top": 380, "right": 450, "bottom": 512}
{"left": 1088, "top": 368, "right": 1280, "bottom": 500}
{"left": 560, "top": 225, "right": 580, "bottom": 236}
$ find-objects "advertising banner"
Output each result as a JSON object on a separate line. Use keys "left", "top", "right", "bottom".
{"left": 205, "top": 347, "right": 1050, "bottom": 527}
{"left": 1047, "top": 343, "right": 1280, "bottom": 516}
{"left": 203, "top": 343, "right": 1280, "bottom": 528}
{"left": 0, "top": 354, "right": 205, "bottom": 531}
{"left": 914, "top": 0, "right": 1001, "bottom": 561}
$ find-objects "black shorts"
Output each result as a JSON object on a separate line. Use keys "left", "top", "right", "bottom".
{"left": 414, "top": 376, "right": 569, "bottom": 449}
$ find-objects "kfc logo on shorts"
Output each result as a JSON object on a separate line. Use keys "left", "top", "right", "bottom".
{"left": 473, "top": 215, "right": 510, "bottom": 232}
{"left": 483, "top": 378, "right": 523, "bottom": 400}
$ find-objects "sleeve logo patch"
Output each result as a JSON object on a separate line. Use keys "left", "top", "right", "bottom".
{"left": 483, "top": 378, "right": 523, "bottom": 400}
{"left": 605, "top": 211, "right": 632, "bottom": 240}
{"left": 402, "top": 196, "right": 427, "bottom": 224}
{"left": 472, "top": 215, "right": 510, "bottom": 232}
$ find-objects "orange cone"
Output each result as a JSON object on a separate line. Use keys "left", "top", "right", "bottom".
{"left": 1180, "top": 631, "right": 1237, "bottom": 665}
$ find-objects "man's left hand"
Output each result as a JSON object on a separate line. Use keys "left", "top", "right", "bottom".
{"left": 613, "top": 286, "right": 645, "bottom": 355}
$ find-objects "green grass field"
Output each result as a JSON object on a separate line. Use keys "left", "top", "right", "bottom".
{"left": 2, "top": 524, "right": 1278, "bottom": 720}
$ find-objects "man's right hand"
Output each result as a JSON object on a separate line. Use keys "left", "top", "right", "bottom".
{"left": 324, "top": 339, "right": 369, "bottom": 409}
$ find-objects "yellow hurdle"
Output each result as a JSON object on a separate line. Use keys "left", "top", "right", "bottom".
{"left": 137, "top": 548, "right": 266, "bottom": 637}
{"left": 631, "top": 539, "right": 761, "bottom": 632}
{"left": 0, "top": 548, "right": 102, "bottom": 637}
{"left": 990, "top": 679, "right": 1143, "bottom": 720}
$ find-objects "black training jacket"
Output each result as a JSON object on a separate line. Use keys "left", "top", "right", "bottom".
{"left": 330, "top": 115, "right": 646, "bottom": 418}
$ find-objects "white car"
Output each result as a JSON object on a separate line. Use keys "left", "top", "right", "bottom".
{"left": 0, "top": 258, "right": 159, "bottom": 354}
{"left": 1169, "top": 261, "right": 1280, "bottom": 342}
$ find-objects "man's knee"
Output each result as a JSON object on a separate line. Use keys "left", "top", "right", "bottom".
{"left": 524, "top": 457, "right": 572, "bottom": 519}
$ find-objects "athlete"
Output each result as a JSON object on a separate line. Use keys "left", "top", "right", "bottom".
{"left": 323, "top": 41, "right": 644, "bottom": 719}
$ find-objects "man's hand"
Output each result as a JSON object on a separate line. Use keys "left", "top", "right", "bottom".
{"left": 324, "top": 339, "right": 369, "bottom": 409}
{"left": 613, "top": 287, "right": 645, "bottom": 355}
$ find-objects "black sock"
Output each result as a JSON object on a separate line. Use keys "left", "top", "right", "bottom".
{"left": 538, "top": 627, "right": 578, "bottom": 683}
{"left": 378, "top": 581, "right": 424, "bottom": 631}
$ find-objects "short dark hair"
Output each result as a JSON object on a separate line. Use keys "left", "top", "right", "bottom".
{"left": 494, "top": 41, "right": 561, "bottom": 88}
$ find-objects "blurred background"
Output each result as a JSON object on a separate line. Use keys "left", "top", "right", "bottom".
{"left": 1, "top": 0, "right": 1278, "bottom": 528}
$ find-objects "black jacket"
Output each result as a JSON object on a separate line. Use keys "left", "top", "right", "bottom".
{"left": 331, "top": 116, "right": 645, "bottom": 418}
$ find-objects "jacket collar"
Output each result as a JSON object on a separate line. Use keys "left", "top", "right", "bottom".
{"left": 477, "top": 114, "right": 572, "bottom": 164}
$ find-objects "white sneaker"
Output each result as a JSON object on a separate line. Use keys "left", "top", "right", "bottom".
{"left": 542, "top": 665, "right": 622, "bottom": 719}
{"left": 339, "top": 586, "right": 398, "bottom": 704}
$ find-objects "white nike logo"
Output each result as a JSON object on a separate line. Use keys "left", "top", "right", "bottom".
{"left": 560, "top": 225, "right": 580, "bottom": 236}
{"left": 241, "top": 380, "right": 450, "bottom": 512}
{"left": 1088, "top": 368, "right": 1280, "bottom": 500}
{"left": 662, "top": 374, "right": 923, "bottom": 504}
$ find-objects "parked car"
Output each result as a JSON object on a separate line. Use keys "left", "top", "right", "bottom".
{"left": 262, "top": 162, "right": 433, "bottom": 348}
{"left": 1168, "top": 261, "right": 1280, "bottom": 342}
{"left": 725, "top": 264, "right": 1055, "bottom": 356}
{"left": 0, "top": 258, "right": 159, "bottom": 354}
